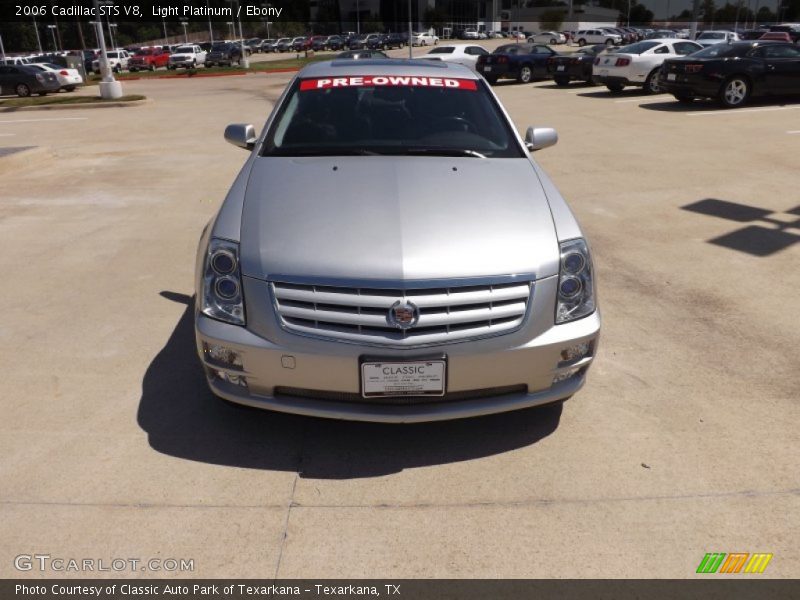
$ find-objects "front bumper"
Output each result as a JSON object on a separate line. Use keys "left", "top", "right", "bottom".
{"left": 194, "top": 280, "right": 600, "bottom": 423}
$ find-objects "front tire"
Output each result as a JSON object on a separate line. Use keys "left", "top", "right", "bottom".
{"left": 578, "top": 38, "right": 586, "bottom": 47}
{"left": 518, "top": 65, "right": 533, "bottom": 84}
{"left": 550, "top": 38, "right": 556, "bottom": 44}
{"left": 719, "top": 76, "right": 750, "bottom": 108}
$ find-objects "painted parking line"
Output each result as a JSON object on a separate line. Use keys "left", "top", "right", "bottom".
{"left": 0, "top": 133, "right": 17, "bottom": 136}
{"left": 788, "top": 130, "right": 800, "bottom": 134}
{"left": 0, "top": 117, "right": 89, "bottom": 124}
{"left": 687, "top": 106, "right": 800, "bottom": 116}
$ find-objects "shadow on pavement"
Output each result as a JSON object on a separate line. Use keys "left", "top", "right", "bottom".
{"left": 639, "top": 96, "right": 800, "bottom": 112}
{"left": 137, "top": 293, "right": 563, "bottom": 479}
{"left": 681, "top": 198, "right": 800, "bottom": 257}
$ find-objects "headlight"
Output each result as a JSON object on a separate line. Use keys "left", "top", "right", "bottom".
{"left": 555, "top": 238, "right": 595, "bottom": 324}
{"left": 202, "top": 238, "right": 245, "bottom": 325}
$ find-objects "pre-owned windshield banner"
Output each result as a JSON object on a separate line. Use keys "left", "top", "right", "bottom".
{"left": 299, "top": 77, "right": 478, "bottom": 91}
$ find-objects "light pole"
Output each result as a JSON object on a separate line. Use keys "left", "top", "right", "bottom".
{"left": 0, "top": 33, "right": 6, "bottom": 63}
{"left": 108, "top": 23, "right": 118, "bottom": 50}
{"left": 32, "top": 16, "right": 43, "bottom": 54}
{"left": 261, "top": 3, "right": 272, "bottom": 38}
{"left": 180, "top": 20, "right": 189, "bottom": 43}
{"left": 92, "top": 0, "right": 123, "bottom": 99}
{"left": 206, "top": 0, "right": 214, "bottom": 43}
{"left": 408, "top": 0, "right": 412, "bottom": 59}
{"left": 226, "top": 22, "right": 234, "bottom": 40}
{"left": 162, "top": 18, "right": 168, "bottom": 46}
{"left": 356, "top": 0, "right": 360, "bottom": 34}
{"left": 47, "top": 24, "right": 58, "bottom": 51}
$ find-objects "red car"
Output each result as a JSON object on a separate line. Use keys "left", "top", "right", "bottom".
{"left": 759, "top": 32, "right": 792, "bottom": 43}
{"left": 129, "top": 48, "right": 170, "bottom": 72}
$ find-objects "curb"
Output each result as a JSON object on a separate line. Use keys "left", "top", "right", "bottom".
{"left": 115, "top": 67, "right": 301, "bottom": 81}
{"left": 0, "top": 98, "right": 149, "bottom": 112}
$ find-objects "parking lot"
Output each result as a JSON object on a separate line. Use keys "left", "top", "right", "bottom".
{"left": 0, "top": 68, "right": 798, "bottom": 578}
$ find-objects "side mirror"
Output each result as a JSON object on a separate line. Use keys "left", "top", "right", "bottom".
{"left": 524, "top": 126, "right": 558, "bottom": 152}
{"left": 224, "top": 123, "right": 257, "bottom": 150}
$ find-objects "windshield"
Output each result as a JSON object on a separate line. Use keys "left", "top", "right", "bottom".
{"left": 691, "top": 44, "right": 740, "bottom": 57}
{"left": 618, "top": 41, "right": 660, "bottom": 54}
{"left": 108, "top": 52, "right": 120, "bottom": 58}
{"left": 175, "top": 47, "right": 193, "bottom": 53}
{"left": 262, "top": 76, "right": 524, "bottom": 159}
{"left": 699, "top": 32, "right": 725, "bottom": 39}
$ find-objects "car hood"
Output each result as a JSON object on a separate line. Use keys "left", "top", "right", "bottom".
{"left": 239, "top": 157, "right": 560, "bottom": 282}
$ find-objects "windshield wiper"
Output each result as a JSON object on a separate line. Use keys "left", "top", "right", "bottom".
{"left": 401, "top": 148, "right": 487, "bottom": 158}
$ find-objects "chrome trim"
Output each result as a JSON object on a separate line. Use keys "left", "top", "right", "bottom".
{"left": 264, "top": 272, "right": 538, "bottom": 289}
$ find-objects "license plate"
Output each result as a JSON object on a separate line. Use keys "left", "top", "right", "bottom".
{"left": 667, "top": 73, "right": 676, "bottom": 81}
{"left": 599, "top": 69, "right": 609, "bottom": 76}
{"left": 556, "top": 65, "right": 565, "bottom": 71}
{"left": 483, "top": 66, "right": 492, "bottom": 72}
{"left": 361, "top": 359, "right": 446, "bottom": 398}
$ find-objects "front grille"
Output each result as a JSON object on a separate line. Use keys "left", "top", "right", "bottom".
{"left": 274, "top": 384, "right": 528, "bottom": 406}
{"left": 271, "top": 279, "right": 533, "bottom": 347}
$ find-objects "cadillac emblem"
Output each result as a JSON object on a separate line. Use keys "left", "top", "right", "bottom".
{"left": 388, "top": 300, "right": 419, "bottom": 330}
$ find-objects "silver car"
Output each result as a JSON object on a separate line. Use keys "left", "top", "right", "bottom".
{"left": 195, "top": 60, "right": 600, "bottom": 423}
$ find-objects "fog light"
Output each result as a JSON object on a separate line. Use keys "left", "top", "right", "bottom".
{"left": 560, "top": 342, "right": 591, "bottom": 363}
{"left": 213, "top": 369, "right": 248, "bottom": 387}
{"left": 203, "top": 343, "right": 243, "bottom": 368}
{"left": 552, "top": 367, "right": 581, "bottom": 384}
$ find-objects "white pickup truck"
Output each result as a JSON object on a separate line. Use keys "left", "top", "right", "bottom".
{"left": 92, "top": 50, "right": 130, "bottom": 74}
{"left": 168, "top": 45, "right": 207, "bottom": 69}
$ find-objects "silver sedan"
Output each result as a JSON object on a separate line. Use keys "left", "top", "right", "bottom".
{"left": 195, "top": 60, "right": 601, "bottom": 422}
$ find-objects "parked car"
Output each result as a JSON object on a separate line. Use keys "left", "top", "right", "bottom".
{"left": 574, "top": 29, "right": 622, "bottom": 46}
{"left": 321, "top": 35, "right": 346, "bottom": 51}
{"left": 659, "top": 41, "right": 800, "bottom": 107}
{"left": 205, "top": 43, "right": 242, "bottom": 67}
{"left": 769, "top": 24, "right": 800, "bottom": 43}
{"left": 548, "top": 44, "right": 608, "bottom": 86}
{"left": 0, "top": 64, "right": 61, "bottom": 96}
{"left": 739, "top": 29, "right": 768, "bottom": 40}
{"left": 245, "top": 38, "right": 263, "bottom": 53}
{"left": 259, "top": 39, "right": 276, "bottom": 52}
{"left": 420, "top": 44, "right": 489, "bottom": 71}
{"left": 592, "top": 39, "right": 703, "bottom": 94}
{"left": 696, "top": 31, "right": 741, "bottom": 47}
{"left": 274, "top": 38, "right": 293, "bottom": 53}
{"left": 92, "top": 50, "right": 130, "bottom": 74}
{"left": 412, "top": 32, "right": 439, "bottom": 46}
{"left": 292, "top": 37, "right": 312, "bottom": 52}
{"left": 0, "top": 56, "right": 32, "bottom": 66}
{"left": 759, "top": 32, "right": 793, "bottom": 42}
{"left": 25, "top": 62, "right": 83, "bottom": 91}
{"left": 168, "top": 45, "right": 206, "bottom": 69}
{"left": 335, "top": 50, "right": 388, "bottom": 59}
{"left": 200, "top": 60, "right": 599, "bottom": 422}
{"left": 528, "top": 31, "right": 567, "bottom": 45}
{"left": 129, "top": 47, "right": 170, "bottom": 72}
{"left": 476, "top": 43, "right": 559, "bottom": 84}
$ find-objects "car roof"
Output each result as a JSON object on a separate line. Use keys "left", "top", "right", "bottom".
{"left": 299, "top": 59, "right": 478, "bottom": 79}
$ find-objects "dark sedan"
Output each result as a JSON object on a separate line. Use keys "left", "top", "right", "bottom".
{"left": 476, "top": 43, "right": 559, "bottom": 84}
{"left": 0, "top": 64, "right": 60, "bottom": 97}
{"left": 659, "top": 41, "right": 800, "bottom": 107}
{"left": 548, "top": 44, "right": 607, "bottom": 86}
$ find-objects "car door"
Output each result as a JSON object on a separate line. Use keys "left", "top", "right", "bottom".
{"left": 758, "top": 44, "right": 800, "bottom": 93}
{"left": 531, "top": 45, "right": 555, "bottom": 76}
{"left": 462, "top": 46, "right": 488, "bottom": 70}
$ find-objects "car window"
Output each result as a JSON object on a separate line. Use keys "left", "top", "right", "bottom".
{"left": 674, "top": 42, "right": 701, "bottom": 55}
{"left": 654, "top": 45, "right": 669, "bottom": 54}
{"left": 428, "top": 47, "right": 455, "bottom": 54}
{"left": 618, "top": 41, "right": 660, "bottom": 54}
{"left": 764, "top": 44, "right": 800, "bottom": 58}
{"left": 691, "top": 44, "right": 741, "bottom": 58}
{"left": 263, "top": 77, "right": 524, "bottom": 159}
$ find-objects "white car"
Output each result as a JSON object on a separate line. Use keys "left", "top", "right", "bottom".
{"left": 574, "top": 28, "right": 622, "bottom": 46}
{"left": 92, "top": 50, "right": 130, "bottom": 74}
{"left": 26, "top": 63, "right": 83, "bottom": 91}
{"left": 168, "top": 45, "right": 207, "bottom": 69}
{"left": 528, "top": 31, "right": 567, "bottom": 45}
{"left": 592, "top": 39, "right": 703, "bottom": 93}
{"left": 696, "top": 30, "right": 741, "bottom": 47}
{"left": 412, "top": 32, "right": 439, "bottom": 46}
{"left": 421, "top": 44, "right": 489, "bottom": 71}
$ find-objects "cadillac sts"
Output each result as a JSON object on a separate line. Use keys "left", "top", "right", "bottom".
{"left": 194, "top": 60, "right": 601, "bottom": 422}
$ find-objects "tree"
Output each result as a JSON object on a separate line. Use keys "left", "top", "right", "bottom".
{"left": 539, "top": 9, "right": 566, "bottom": 31}
{"left": 702, "top": 0, "right": 717, "bottom": 24}
{"left": 628, "top": 3, "right": 654, "bottom": 25}
{"left": 756, "top": 6, "right": 777, "bottom": 22}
